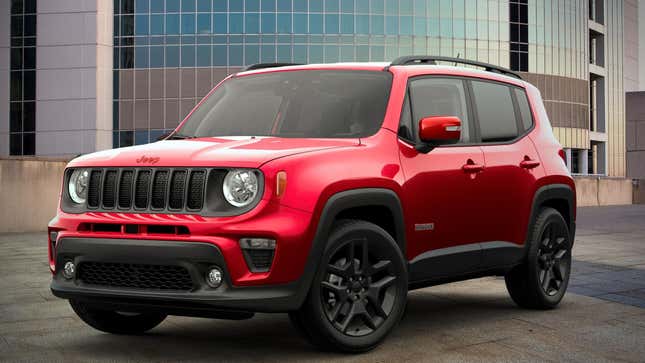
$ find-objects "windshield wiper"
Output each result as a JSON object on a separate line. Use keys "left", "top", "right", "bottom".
{"left": 165, "top": 132, "right": 197, "bottom": 140}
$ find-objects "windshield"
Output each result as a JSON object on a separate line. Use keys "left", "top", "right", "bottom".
{"left": 176, "top": 70, "right": 393, "bottom": 139}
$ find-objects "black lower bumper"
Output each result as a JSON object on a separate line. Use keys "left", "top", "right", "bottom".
{"left": 50, "top": 237, "right": 305, "bottom": 314}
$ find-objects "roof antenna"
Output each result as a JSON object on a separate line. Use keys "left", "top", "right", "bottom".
{"left": 454, "top": 53, "right": 461, "bottom": 66}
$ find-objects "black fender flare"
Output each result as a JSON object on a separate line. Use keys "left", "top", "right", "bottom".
{"left": 526, "top": 184, "right": 576, "bottom": 250}
{"left": 292, "top": 188, "right": 406, "bottom": 308}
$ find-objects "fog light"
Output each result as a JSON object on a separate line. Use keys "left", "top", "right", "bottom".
{"left": 206, "top": 267, "right": 223, "bottom": 288}
{"left": 49, "top": 231, "right": 58, "bottom": 244}
{"left": 63, "top": 261, "right": 75, "bottom": 279}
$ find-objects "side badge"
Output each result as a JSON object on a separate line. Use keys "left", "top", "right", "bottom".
{"left": 415, "top": 223, "right": 435, "bottom": 231}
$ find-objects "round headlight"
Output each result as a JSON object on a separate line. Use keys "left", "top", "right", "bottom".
{"left": 68, "top": 169, "right": 90, "bottom": 204}
{"left": 222, "top": 169, "right": 259, "bottom": 207}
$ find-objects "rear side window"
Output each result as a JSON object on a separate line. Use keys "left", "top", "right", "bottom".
{"left": 514, "top": 88, "right": 534, "bottom": 131}
{"left": 408, "top": 78, "right": 471, "bottom": 143}
{"left": 471, "top": 81, "right": 518, "bottom": 142}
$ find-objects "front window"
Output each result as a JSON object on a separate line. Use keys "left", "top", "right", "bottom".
{"left": 177, "top": 70, "right": 393, "bottom": 139}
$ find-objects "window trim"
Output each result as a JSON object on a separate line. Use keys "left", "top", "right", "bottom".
{"left": 397, "top": 74, "right": 536, "bottom": 148}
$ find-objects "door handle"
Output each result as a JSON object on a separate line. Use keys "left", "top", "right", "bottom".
{"left": 462, "top": 160, "right": 484, "bottom": 173}
{"left": 520, "top": 157, "right": 540, "bottom": 169}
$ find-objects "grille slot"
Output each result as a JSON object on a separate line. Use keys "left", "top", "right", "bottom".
{"left": 169, "top": 170, "right": 187, "bottom": 209}
{"left": 78, "top": 262, "right": 194, "bottom": 291}
{"left": 134, "top": 170, "right": 151, "bottom": 209}
{"left": 102, "top": 170, "right": 118, "bottom": 208}
{"left": 187, "top": 170, "right": 206, "bottom": 210}
{"left": 87, "top": 170, "right": 102, "bottom": 208}
{"left": 151, "top": 170, "right": 169, "bottom": 209}
{"left": 118, "top": 170, "right": 134, "bottom": 208}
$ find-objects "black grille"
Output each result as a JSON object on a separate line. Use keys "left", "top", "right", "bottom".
{"left": 134, "top": 170, "right": 151, "bottom": 209}
{"left": 84, "top": 168, "right": 211, "bottom": 213}
{"left": 169, "top": 170, "right": 187, "bottom": 209}
{"left": 118, "top": 170, "right": 134, "bottom": 208}
{"left": 151, "top": 170, "right": 169, "bottom": 209}
{"left": 187, "top": 171, "right": 206, "bottom": 210}
{"left": 102, "top": 171, "right": 117, "bottom": 208}
{"left": 87, "top": 170, "right": 102, "bottom": 208}
{"left": 78, "top": 262, "right": 194, "bottom": 291}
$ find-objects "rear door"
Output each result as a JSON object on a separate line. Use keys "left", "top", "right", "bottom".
{"left": 468, "top": 80, "right": 546, "bottom": 268}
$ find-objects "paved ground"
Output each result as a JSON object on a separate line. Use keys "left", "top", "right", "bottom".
{"left": 1, "top": 205, "right": 645, "bottom": 362}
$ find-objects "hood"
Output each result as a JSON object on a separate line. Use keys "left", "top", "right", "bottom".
{"left": 67, "top": 136, "right": 358, "bottom": 168}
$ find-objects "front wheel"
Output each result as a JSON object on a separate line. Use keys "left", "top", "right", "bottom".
{"left": 505, "top": 207, "right": 572, "bottom": 309}
{"left": 70, "top": 300, "right": 167, "bottom": 335}
{"left": 290, "top": 220, "right": 408, "bottom": 353}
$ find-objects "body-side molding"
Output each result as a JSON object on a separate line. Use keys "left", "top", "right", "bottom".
{"left": 408, "top": 241, "right": 524, "bottom": 288}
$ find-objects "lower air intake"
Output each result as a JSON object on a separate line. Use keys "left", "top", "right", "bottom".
{"left": 77, "top": 262, "right": 194, "bottom": 291}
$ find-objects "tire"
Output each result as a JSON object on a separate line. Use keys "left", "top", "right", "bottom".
{"left": 290, "top": 220, "right": 408, "bottom": 353}
{"left": 505, "top": 207, "right": 572, "bottom": 309}
{"left": 70, "top": 299, "right": 167, "bottom": 335}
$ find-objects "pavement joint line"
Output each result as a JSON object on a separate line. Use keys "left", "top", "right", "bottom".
{"left": 442, "top": 337, "right": 512, "bottom": 352}
{"left": 512, "top": 318, "right": 556, "bottom": 332}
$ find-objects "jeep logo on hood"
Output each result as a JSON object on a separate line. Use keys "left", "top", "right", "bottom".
{"left": 136, "top": 155, "right": 160, "bottom": 164}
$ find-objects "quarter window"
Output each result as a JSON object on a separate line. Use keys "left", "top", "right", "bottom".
{"left": 407, "top": 78, "right": 471, "bottom": 143}
{"left": 471, "top": 81, "right": 518, "bottom": 142}
{"left": 514, "top": 88, "right": 534, "bottom": 131}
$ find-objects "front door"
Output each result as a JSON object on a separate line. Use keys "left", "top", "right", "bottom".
{"left": 397, "top": 77, "right": 486, "bottom": 281}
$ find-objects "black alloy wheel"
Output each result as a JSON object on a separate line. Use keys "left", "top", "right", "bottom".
{"left": 536, "top": 221, "right": 570, "bottom": 296}
{"left": 321, "top": 237, "right": 398, "bottom": 337}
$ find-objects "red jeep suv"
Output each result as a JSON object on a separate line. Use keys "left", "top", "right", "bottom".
{"left": 49, "top": 56, "right": 575, "bottom": 352}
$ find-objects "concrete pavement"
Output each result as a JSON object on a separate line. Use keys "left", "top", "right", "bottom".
{"left": 1, "top": 205, "right": 645, "bottom": 362}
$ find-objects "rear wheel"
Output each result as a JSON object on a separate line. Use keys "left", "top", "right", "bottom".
{"left": 70, "top": 300, "right": 167, "bottom": 334}
{"left": 290, "top": 220, "right": 408, "bottom": 353}
{"left": 505, "top": 207, "right": 572, "bottom": 309}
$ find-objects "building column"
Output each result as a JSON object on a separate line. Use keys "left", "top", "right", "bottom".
{"left": 564, "top": 148, "right": 572, "bottom": 172}
{"left": 35, "top": 0, "right": 113, "bottom": 156}
{"left": 596, "top": 142, "right": 607, "bottom": 175}
{"left": 578, "top": 149, "right": 589, "bottom": 175}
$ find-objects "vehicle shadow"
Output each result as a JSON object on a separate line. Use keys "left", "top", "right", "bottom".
{"left": 59, "top": 287, "right": 528, "bottom": 361}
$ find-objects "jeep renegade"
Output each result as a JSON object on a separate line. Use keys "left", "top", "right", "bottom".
{"left": 49, "top": 56, "right": 576, "bottom": 353}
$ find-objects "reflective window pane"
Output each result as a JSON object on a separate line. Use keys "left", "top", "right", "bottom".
{"left": 261, "top": 13, "right": 276, "bottom": 33}
{"left": 181, "top": 14, "right": 195, "bottom": 34}
{"left": 181, "top": 45, "right": 195, "bottom": 66}
{"left": 135, "top": 14, "right": 149, "bottom": 35}
{"left": 166, "top": 14, "right": 180, "bottom": 34}
{"left": 277, "top": 13, "right": 292, "bottom": 33}
{"left": 213, "top": 13, "right": 227, "bottom": 33}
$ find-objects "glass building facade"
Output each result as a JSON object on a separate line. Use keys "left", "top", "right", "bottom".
{"left": 112, "top": 0, "right": 591, "bottom": 149}
{"left": 0, "top": 0, "right": 630, "bottom": 177}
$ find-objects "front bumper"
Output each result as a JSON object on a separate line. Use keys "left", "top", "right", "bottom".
{"left": 51, "top": 237, "right": 306, "bottom": 313}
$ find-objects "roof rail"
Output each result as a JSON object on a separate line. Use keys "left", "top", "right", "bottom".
{"left": 389, "top": 56, "right": 523, "bottom": 80}
{"left": 240, "top": 63, "right": 303, "bottom": 72}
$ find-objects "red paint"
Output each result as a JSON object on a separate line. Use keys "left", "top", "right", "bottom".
{"left": 49, "top": 62, "right": 575, "bottom": 286}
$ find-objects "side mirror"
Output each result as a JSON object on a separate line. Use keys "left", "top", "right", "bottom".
{"left": 417, "top": 116, "right": 462, "bottom": 152}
